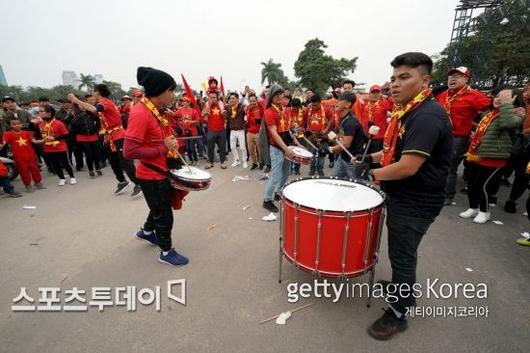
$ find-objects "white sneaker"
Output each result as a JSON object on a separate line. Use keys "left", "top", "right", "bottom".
{"left": 69, "top": 178, "right": 77, "bottom": 185}
{"left": 473, "top": 211, "right": 490, "bottom": 224}
{"left": 58, "top": 179, "right": 66, "bottom": 186}
{"left": 231, "top": 160, "right": 241, "bottom": 167}
{"left": 243, "top": 162, "right": 248, "bottom": 169}
{"left": 459, "top": 208, "right": 479, "bottom": 219}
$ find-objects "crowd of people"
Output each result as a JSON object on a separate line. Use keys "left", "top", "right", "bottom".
{"left": 1, "top": 53, "right": 529, "bottom": 340}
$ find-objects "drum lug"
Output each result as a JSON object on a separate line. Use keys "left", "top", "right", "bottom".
{"left": 294, "top": 203, "right": 300, "bottom": 263}
{"left": 314, "top": 209, "right": 324, "bottom": 274}
{"left": 340, "top": 211, "right": 352, "bottom": 277}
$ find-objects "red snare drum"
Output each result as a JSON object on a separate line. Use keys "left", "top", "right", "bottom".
{"left": 170, "top": 166, "right": 211, "bottom": 191}
{"left": 279, "top": 177, "right": 385, "bottom": 278}
{"left": 286, "top": 146, "right": 313, "bottom": 165}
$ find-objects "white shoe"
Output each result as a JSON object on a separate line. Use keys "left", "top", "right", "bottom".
{"left": 459, "top": 208, "right": 478, "bottom": 219}
{"left": 473, "top": 211, "right": 490, "bottom": 224}
{"left": 58, "top": 179, "right": 66, "bottom": 186}
{"left": 231, "top": 160, "right": 241, "bottom": 167}
{"left": 69, "top": 178, "right": 77, "bottom": 185}
{"left": 243, "top": 162, "right": 248, "bottom": 169}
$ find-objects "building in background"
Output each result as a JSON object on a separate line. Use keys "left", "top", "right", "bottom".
{"left": 0, "top": 64, "right": 7, "bottom": 86}
{"left": 62, "top": 71, "right": 81, "bottom": 88}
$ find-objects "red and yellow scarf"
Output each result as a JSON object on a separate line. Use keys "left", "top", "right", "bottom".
{"left": 444, "top": 84, "right": 469, "bottom": 113}
{"left": 381, "top": 88, "right": 432, "bottom": 167}
{"left": 307, "top": 105, "right": 327, "bottom": 129}
{"left": 366, "top": 100, "right": 381, "bottom": 123}
{"left": 272, "top": 103, "right": 290, "bottom": 132}
{"left": 43, "top": 118, "right": 60, "bottom": 147}
{"left": 142, "top": 97, "right": 178, "bottom": 159}
{"left": 465, "top": 109, "right": 499, "bottom": 163}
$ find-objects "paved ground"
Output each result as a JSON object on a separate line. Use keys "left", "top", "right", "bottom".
{"left": 0, "top": 157, "right": 529, "bottom": 353}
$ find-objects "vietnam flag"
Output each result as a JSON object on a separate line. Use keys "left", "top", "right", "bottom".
{"left": 181, "top": 74, "right": 199, "bottom": 111}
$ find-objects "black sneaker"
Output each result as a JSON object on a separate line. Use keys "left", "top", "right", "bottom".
{"left": 443, "top": 198, "right": 455, "bottom": 206}
{"left": 274, "top": 193, "right": 281, "bottom": 201}
{"left": 329, "top": 161, "right": 334, "bottom": 168}
{"left": 309, "top": 170, "right": 316, "bottom": 176}
{"left": 501, "top": 177, "right": 511, "bottom": 186}
{"left": 317, "top": 170, "right": 325, "bottom": 176}
{"left": 263, "top": 166, "right": 271, "bottom": 173}
{"left": 504, "top": 200, "right": 517, "bottom": 214}
{"left": 131, "top": 184, "right": 142, "bottom": 197}
{"left": 460, "top": 186, "right": 468, "bottom": 194}
{"left": 367, "top": 308, "right": 408, "bottom": 340}
{"left": 96, "top": 170, "right": 103, "bottom": 176}
{"left": 89, "top": 171, "right": 96, "bottom": 178}
{"left": 114, "top": 181, "right": 130, "bottom": 194}
{"left": 250, "top": 163, "right": 258, "bottom": 170}
{"left": 6, "top": 190, "right": 23, "bottom": 198}
{"left": 263, "top": 200, "right": 279, "bottom": 213}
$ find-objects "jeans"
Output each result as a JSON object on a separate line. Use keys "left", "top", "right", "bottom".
{"left": 263, "top": 145, "right": 291, "bottom": 201}
{"left": 230, "top": 129, "right": 248, "bottom": 163}
{"left": 386, "top": 200, "right": 435, "bottom": 316}
{"left": 445, "top": 136, "right": 469, "bottom": 199}
{"left": 207, "top": 130, "right": 227, "bottom": 164}
{"left": 186, "top": 139, "right": 199, "bottom": 162}
{"left": 139, "top": 179, "right": 174, "bottom": 251}
{"left": 0, "top": 176, "right": 14, "bottom": 193}
{"left": 109, "top": 139, "right": 137, "bottom": 184}
{"left": 310, "top": 155, "right": 325, "bottom": 172}
{"left": 331, "top": 155, "right": 356, "bottom": 178}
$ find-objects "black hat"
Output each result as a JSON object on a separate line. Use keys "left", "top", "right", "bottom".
{"left": 338, "top": 92, "right": 357, "bottom": 105}
{"left": 2, "top": 96, "right": 15, "bottom": 102}
{"left": 137, "top": 67, "right": 177, "bottom": 97}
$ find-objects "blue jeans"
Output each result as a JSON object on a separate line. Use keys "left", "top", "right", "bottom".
{"left": 386, "top": 198, "right": 436, "bottom": 316}
{"left": 186, "top": 139, "right": 199, "bottom": 162}
{"left": 0, "top": 176, "right": 14, "bottom": 193}
{"left": 331, "top": 156, "right": 356, "bottom": 178}
{"left": 263, "top": 145, "right": 291, "bottom": 202}
{"left": 445, "top": 136, "right": 469, "bottom": 199}
{"left": 310, "top": 155, "right": 324, "bottom": 172}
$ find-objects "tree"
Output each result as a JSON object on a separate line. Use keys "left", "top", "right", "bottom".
{"left": 260, "top": 58, "right": 289, "bottom": 86}
{"left": 78, "top": 73, "right": 96, "bottom": 92}
{"left": 432, "top": 0, "right": 530, "bottom": 88}
{"left": 102, "top": 80, "right": 127, "bottom": 99}
{"left": 294, "top": 38, "right": 358, "bottom": 96}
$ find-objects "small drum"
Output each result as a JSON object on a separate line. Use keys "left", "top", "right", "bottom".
{"left": 280, "top": 177, "right": 385, "bottom": 278}
{"left": 286, "top": 146, "right": 313, "bottom": 165}
{"left": 170, "top": 166, "right": 211, "bottom": 191}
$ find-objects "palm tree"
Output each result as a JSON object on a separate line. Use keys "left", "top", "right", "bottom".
{"left": 260, "top": 59, "right": 287, "bottom": 86}
{"left": 78, "top": 73, "right": 96, "bottom": 92}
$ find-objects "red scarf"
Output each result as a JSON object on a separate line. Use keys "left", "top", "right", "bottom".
{"left": 141, "top": 97, "right": 178, "bottom": 159}
{"left": 466, "top": 109, "right": 499, "bottom": 162}
{"left": 381, "top": 88, "right": 432, "bottom": 167}
{"left": 444, "top": 85, "right": 470, "bottom": 113}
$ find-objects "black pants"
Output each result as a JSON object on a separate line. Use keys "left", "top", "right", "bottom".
{"left": 46, "top": 151, "right": 74, "bottom": 179}
{"left": 207, "top": 130, "right": 227, "bottom": 164}
{"left": 508, "top": 154, "right": 530, "bottom": 202}
{"left": 67, "top": 138, "right": 84, "bottom": 170}
{"left": 80, "top": 141, "right": 101, "bottom": 172}
{"left": 467, "top": 163, "right": 503, "bottom": 212}
{"left": 139, "top": 179, "right": 173, "bottom": 251}
{"left": 109, "top": 139, "right": 137, "bottom": 184}
{"left": 386, "top": 200, "right": 436, "bottom": 316}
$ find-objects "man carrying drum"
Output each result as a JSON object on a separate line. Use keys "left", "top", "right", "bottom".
{"left": 328, "top": 92, "right": 366, "bottom": 179}
{"left": 354, "top": 52, "right": 453, "bottom": 340}
{"left": 262, "top": 85, "right": 296, "bottom": 213}
{"left": 123, "top": 67, "right": 190, "bottom": 267}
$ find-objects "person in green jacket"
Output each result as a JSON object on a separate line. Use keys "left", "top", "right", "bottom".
{"left": 459, "top": 85, "right": 524, "bottom": 224}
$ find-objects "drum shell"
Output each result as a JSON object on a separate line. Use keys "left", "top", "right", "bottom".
{"left": 280, "top": 178, "right": 384, "bottom": 278}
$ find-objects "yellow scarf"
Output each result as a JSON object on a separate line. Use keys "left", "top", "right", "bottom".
{"left": 43, "top": 119, "right": 60, "bottom": 147}
{"left": 141, "top": 97, "right": 178, "bottom": 159}
{"left": 465, "top": 109, "right": 499, "bottom": 163}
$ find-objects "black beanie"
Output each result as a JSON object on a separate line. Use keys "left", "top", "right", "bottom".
{"left": 136, "top": 67, "right": 177, "bottom": 97}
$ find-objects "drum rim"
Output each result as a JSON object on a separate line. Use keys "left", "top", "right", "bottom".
{"left": 171, "top": 167, "right": 212, "bottom": 182}
{"left": 280, "top": 176, "right": 386, "bottom": 211}
{"left": 288, "top": 145, "right": 313, "bottom": 158}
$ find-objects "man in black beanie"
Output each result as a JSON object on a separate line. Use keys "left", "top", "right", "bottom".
{"left": 123, "top": 67, "right": 189, "bottom": 267}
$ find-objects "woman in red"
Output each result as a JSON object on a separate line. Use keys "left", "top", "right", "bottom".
{"left": 245, "top": 93, "right": 264, "bottom": 170}
{"left": 176, "top": 97, "right": 201, "bottom": 165}
{"left": 38, "top": 104, "right": 76, "bottom": 186}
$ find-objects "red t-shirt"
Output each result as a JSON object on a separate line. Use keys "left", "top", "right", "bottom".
{"left": 2, "top": 130, "right": 36, "bottom": 161}
{"left": 246, "top": 105, "right": 263, "bottom": 134}
{"left": 38, "top": 119, "right": 68, "bottom": 153}
{"left": 98, "top": 97, "right": 125, "bottom": 141}
{"left": 176, "top": 107, "right": 201, "bottom": 136}
{"left": 125, "top": 103, "right": 168, "bottom": 181}
{"left": 206, "top": 103, "right": 225, "bottom": 132}
{"left": 435, "top": 88, "right": 491, "bottom": 137}
{"left": 264, "top": 104, "right": 290, "bottom": 148}
{"left": 305, "top": 104, "right": 332, "bottom": 132}
{"left": 361, "top": 98, "right": 393, "bottom": 139}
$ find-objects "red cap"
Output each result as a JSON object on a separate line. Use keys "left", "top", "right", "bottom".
{"left": 369, "top": 85, "right": 382, "bottom": 93}
{"left": 132, "top": 90, "right": 143, "bottom": 97}
{"left": 120, "top": 95, "right": 132, "bottom": 100}
{"left": 448, "top": 66, "right": 471, "bottom": 77}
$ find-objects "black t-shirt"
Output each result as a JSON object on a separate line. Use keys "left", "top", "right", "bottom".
{"left": 336, "top": 112, "right": 366, "bottom": 161}
{"left": 381, "top": 98, "right": 453, "bottom": 217}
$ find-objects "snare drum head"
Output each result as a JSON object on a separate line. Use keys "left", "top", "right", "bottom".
{"left": 288, "top": 146, "right": 313, "bottom": 158}
{"left": 172, "top": 166, "right": 211, "bottom": 181}
{"left": 282, "top": 178, "right": 383, "bottom": 212}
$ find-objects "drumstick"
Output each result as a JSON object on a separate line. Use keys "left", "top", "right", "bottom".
{"left": 327, "top": 131, "right": 354, "bottom": 159}
{"left": 360, "top": 126, "right": 381, "bottom": 163}
{"left": 258, "top": 302, "right": 314, "bottom": 324}
{"left": 302, "top": 136, "right": 319, "bottom": 152}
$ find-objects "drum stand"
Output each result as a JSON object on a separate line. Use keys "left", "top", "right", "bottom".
{"left": 278, "top": 201, "right": 386, "bottom": 308}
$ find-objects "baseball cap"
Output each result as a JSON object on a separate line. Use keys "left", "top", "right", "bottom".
{"left": 369, "top": 85, "right": 382, "bottom": 93}
{"left": 448, "top": 66, "right": 471, "bottom": 77}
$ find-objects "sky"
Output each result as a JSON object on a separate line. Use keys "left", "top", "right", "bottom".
{"left": 0, "top": 0, "right": 461, "bottom": 92}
